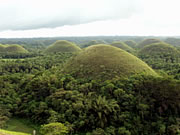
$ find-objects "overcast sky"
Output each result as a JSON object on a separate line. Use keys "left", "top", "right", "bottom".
{"left": 0, "top": 0, "right": 180, "bottom": 38}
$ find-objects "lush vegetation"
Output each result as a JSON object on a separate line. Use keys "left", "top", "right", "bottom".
{"left": 40, "top": 123, "right": 69, "bottom": 135}
{"left": 138, "top": 42, "right": 180, "bottom": 78}
{"left": 0, "top": 37, "right": 180, "bottom": 135}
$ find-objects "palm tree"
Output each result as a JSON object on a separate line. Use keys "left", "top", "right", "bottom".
{"left": 90, "top": 96, "right": 119, "bottom": 128}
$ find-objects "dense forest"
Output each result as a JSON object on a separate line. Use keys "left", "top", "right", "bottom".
{"left": 0, "top": 36, "right": 180, "bottom": 135}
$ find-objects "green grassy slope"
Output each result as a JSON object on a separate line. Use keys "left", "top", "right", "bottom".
{"left": 64, "top": 44, "right": 157, "bottom": 80}
{"left": 110, "top": 41, "right": 134, "bottom": 53}
{"left": 124, "top": 40, "right": 137, "bottom": 48}
{"left": 4, "top": 45, "right": 28, "bottom": 53}
{"left": 0, "top": 44, "right": 28, "bottom": 53}
{"left": 82, "top": 40, "right": 106, "bottom": 48}
{"left": 1, "top": 118, "right": 35, "bottom": 135}
{"left": 44, "top": 40, "right": 81, "bottom": 53}
{"left": 138, "top": 42, "right": 180, "bottom": 63}
{"left": 165, "top": 37, "right": 180, "bottom": 46}
{"left": 0, "top": 44, "right": 5, "bottom": 52}
{"left": 138, "top": 38, "right": 163, "bottom": 48}
{"left": 139, "top": 42, "right": 180, "bottom": 56}
{"left": 0, "top": 129, "right": 30, "bottom": 135}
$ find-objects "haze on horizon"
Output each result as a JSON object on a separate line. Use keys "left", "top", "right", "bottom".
{"left": 0, "top": 0, "right": 180, "bottom": 38}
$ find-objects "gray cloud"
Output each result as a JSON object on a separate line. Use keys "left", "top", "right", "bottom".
{"left": 0, "top": 0, "right": 141, "bottom": 31}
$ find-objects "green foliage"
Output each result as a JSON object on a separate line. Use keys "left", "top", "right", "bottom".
{"left": 0, "top": 38, "right": 180, "bottom": 135}
{"left": 138, "top": 42, "right": 180, "bottom": 76}
{"left": 89, "top": 96, "right": 119, "bottom": 128}
{"left": 40, "top": 122, "right": 69, "bottom": 135}
{"left": 0, "top": 105, "right": 10, "bottom": 128}
{"left": 0, "top": 53, "right": 73, "bottom": 75}
{"left": 91, "top": 128, "right": 105, "bottom": 135}
{"left": 167, "top": 120, "right": 180, "bottom": 135}
{"left": 118, "top": 127, "right": 131, "bottom": 135}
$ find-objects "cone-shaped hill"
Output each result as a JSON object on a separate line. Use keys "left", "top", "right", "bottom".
{"left": 124, "top": 40, "right": 137, "bottom": 48}
{"left": 110, "top": 41, "right": 134, "bottom": 53}
{"left": 64, "top": 44, "right": 157, "bottom": 80}
{"left": 82, "top": 40, "right": 106, "bottom": 48}
{"left": 138, "top": 42, "right": 180, "bottom": 63}
{"left": 138, "top": 38, "right": 163, "bottom": 48}
{"left": 0, "top": 44, "right": 28, "bottom": 53}
{"left": 5, "top": 45, "right": 28, "bottom": 53}
{"left": 44, "top": 40, "right": 81, "bottom": 53}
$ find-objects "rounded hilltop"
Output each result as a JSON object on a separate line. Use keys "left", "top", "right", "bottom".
{"left": 124, "top": 40, "right": 137, "bottom": 48}
{"left": 110, "top": 41, "right": 134, "bottom": 53}
{"left": 5, "top": 44, "right": 28, "bottom": 53}
{"left": 138, "top": 42, "right": 180, "bottom": 62}
{"left": 64, "top": 44, "right": 157, "bottom": 80}
{"left": 44, "top": 40, "right": 81, "bottom": 53}
{"left": 0, "top": 44, "right": 28, "bottom": 53}
{"left": 138, "top": 38, "right": 163, "bottom": 48}
{"left": 82, "top": 40, "right": 106, "bottom": 48}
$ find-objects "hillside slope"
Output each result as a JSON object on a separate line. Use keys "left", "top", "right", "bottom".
{"left": 64, "top": 44, "right": 157, "bottom": 80}
{"left": 44, "top": 40, "right": 81, "bottom": 53}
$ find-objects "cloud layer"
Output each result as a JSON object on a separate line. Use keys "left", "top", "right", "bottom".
{"left": 0, "top": 0, "right": 141, "bottom": 31}
{"left": 1, "top": 0, "right": 180, "bottom": 37}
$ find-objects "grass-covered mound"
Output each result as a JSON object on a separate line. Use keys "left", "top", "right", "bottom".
{"left": 0, "top": 44, "right": 28, "bottom": 53}
{"left": 110, "top": 41, "right": 134, "bottom": 53}
{"left": 44, "top": 40, "right": 81, "bottom": 53}
{"left": 165, "top": 37, "right": 180, "bottom": 46}
{"left": 0, "top": 118, "right": 35, "bottom": 135}
{"left": 124, "top": 40, "right": 137, "bottom": 48}
{"left": 138, "top": 38, "right": 162, "bottom": 48}
{"left": 64, "top": 44, "right": 157, "bottom": 80}
{"left": 0, "top": 129, "right": 30, "bottom": 135}
{"left": 139, "top": 42, "right": 180, "bottom": 64}
{"left": 0, "top": 44, "right": 5, "bottom": 52}
{"left": 82, "top": 40, "right": 106, "bottom": 48}
{"left": 5, "top": 45, "right": 28, "bottom": 53}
